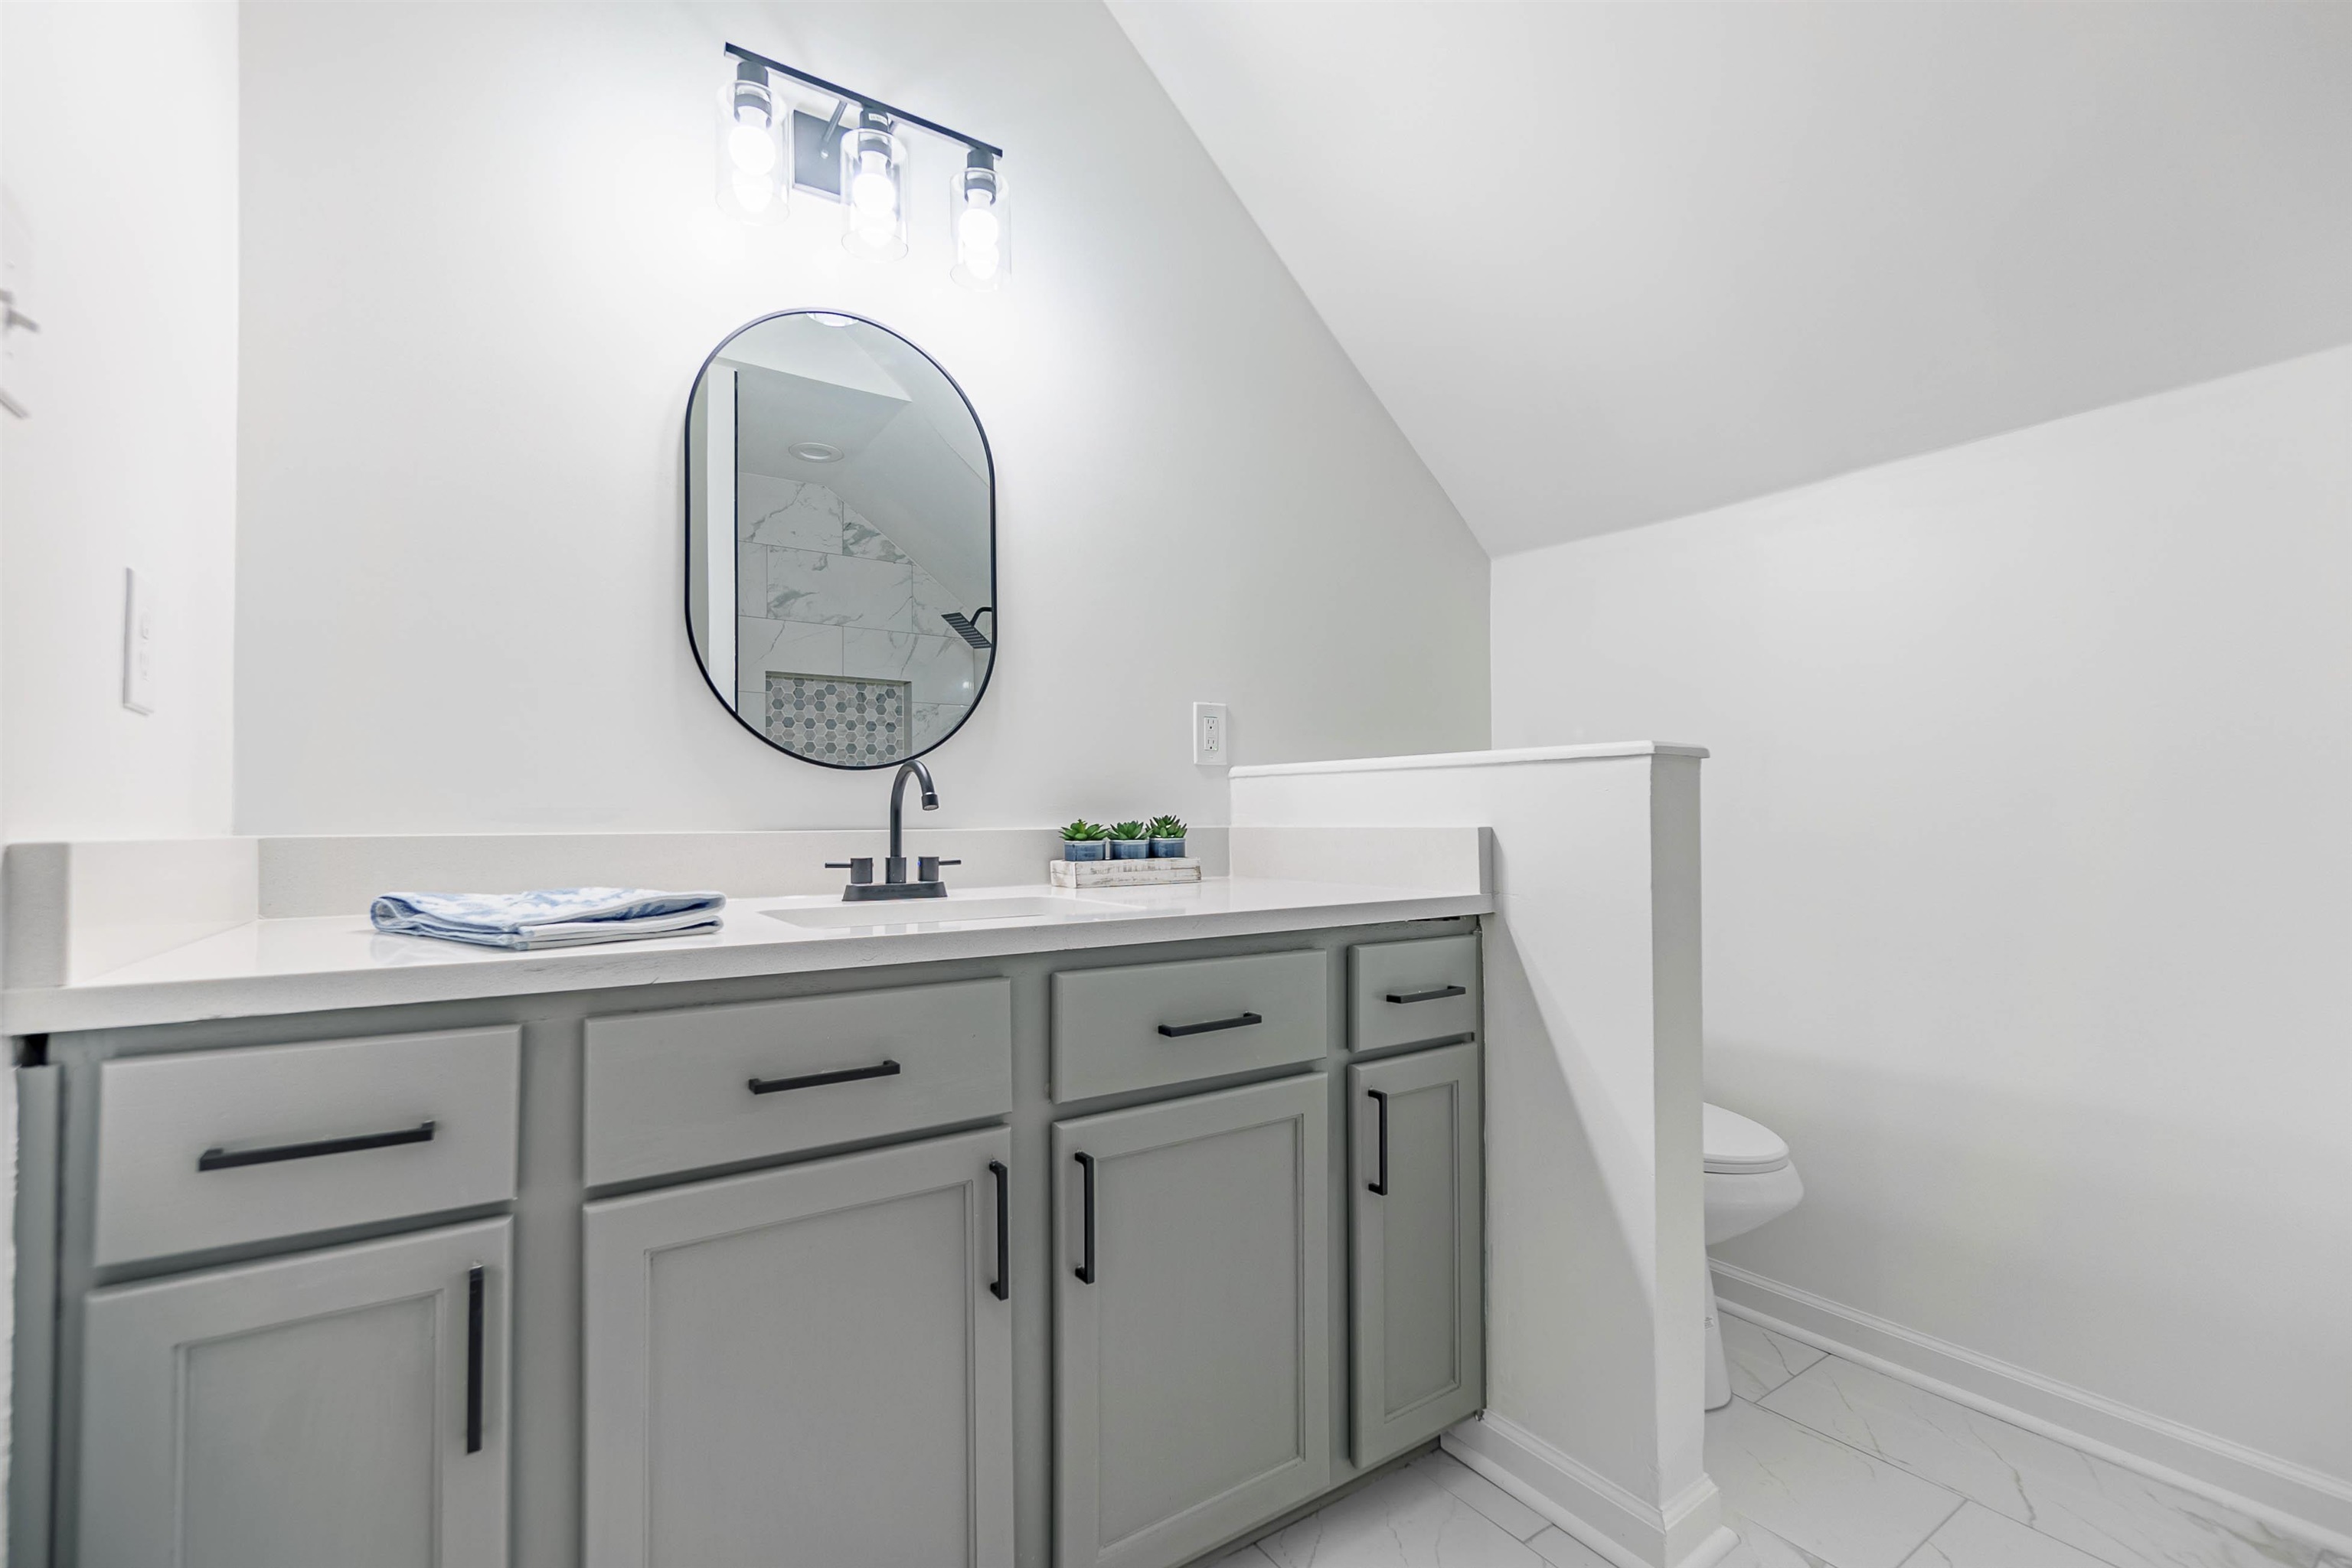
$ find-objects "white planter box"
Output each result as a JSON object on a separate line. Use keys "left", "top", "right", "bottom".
{"left": 1047, "top": 858, "right": 1203, "bottom": 889}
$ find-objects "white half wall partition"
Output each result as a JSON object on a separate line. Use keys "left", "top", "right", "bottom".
{"left": 1231, "top": 744, "right": 1728, "bottom": 1568}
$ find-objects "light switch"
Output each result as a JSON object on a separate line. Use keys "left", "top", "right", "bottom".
{"left": 122, "top": 569, "right": 155, "bottom": 714}
{"left": 1193, "top": 701, "right": 1228, "bottom": 766}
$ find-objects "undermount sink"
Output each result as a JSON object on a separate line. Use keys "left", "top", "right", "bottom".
{"left": 763, "top": 893, "right": 1142, "bottom": 930}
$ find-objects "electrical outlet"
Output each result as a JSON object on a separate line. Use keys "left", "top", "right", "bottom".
{"left": 122, "top": 569, "right": 156, "bottom": 714}
{"left": 1192, "top": 701, "right": 1228, "bottom": 766}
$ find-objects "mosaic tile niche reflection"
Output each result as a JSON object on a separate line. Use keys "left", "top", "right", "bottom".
{"left": 766, "top": 674, "right": 913, "bottom": 764}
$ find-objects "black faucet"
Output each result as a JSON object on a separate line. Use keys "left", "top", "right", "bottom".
{"left": 827, "top": 760, "right": 960, "bottom": 901}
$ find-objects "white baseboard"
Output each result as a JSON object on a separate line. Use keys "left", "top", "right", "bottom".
{"left": 1710, "top": 1262, "right": 2352, "bottom": 1556}
{"left": 1443, "top": 1415, "right": 1739, "bottom": 1568}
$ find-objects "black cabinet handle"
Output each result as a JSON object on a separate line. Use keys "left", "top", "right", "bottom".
{"left": 465, "top": 1263, "right": 485, "bottom": 1454}
{"left": 1367, "top": 1089, "right": 1390, "bottom": 1195}
{"left": 1156, "top": 1011, "right": 1263, "bottom": 1038}
{"left": 1386, "top": 985, "right": 1467, "bottom": 1005}
{"left": 198, "top": 1119, "right": 436, "bottom": 1172}
{"left": 988, "top": 1160, "right": 1009, "bottom": 1302}
{"left": 1073, "top": 1152, "right": 1096, "bottom": 1284}
{"left": 747, "top": 1060, "right": 900, "bottom": 1096}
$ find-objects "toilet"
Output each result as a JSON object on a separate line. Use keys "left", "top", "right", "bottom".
{"left": 1702, "top": 1103, "right": 1804, "bottom": 1410}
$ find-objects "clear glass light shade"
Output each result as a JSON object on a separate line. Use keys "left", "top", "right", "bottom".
{"left": 950, "top": 158, "right": 1008, "bottom": 291}
{"left": 715, "top": 67, "right": 782, "bottom": 223}
{"left": 841, "top": 116, "right": 909, "bottom": 262}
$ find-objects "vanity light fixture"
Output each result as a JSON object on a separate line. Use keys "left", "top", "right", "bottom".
{"left": 721, "top": 43, "right": 1008, "bottom": 289}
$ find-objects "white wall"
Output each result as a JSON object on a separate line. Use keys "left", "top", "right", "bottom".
{"left": 234, "top": 0, "right": 1489, "bottom": 835}
{"left": 1, "top": 2, "right": 243, "bottom": 1540}
{"left": 1490, "top": 349, "right": 2352, "bottom": 1498}
{"left": 1, "top": 1, "right": 241, "bottom": 841}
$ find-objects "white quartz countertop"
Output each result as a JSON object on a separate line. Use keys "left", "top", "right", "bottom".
{"left": 4, "top": 877, "right": 1491, "bottom": 1034}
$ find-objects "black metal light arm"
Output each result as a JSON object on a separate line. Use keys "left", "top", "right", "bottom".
{"left": 725, "top": 43, "right": 1004, "bottom": 159}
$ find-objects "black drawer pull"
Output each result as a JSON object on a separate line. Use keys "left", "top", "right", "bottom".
{"left": 1367, "top": 1089, "right": 1390, "bottom": 1195}
{"left": 466, "top": 1263, "right": 486, "bottom": 1454}
{"left": 198, "top": 1119, "right": 436, "bottom": 1172}
{"left": 747, "top": 1060, "right": 901, "bottom": 1096}
{"left": 988, "top": 1160, "right": 1010, "bottom": 1302}
{"left": 1386, "top": 985, "right": 1467, "bottom": 1005}
{"left": 1156, "top": 1012, "right": 1262, "bottom": 1038}
{"left": 1073, "top": 1152, "right": 1096, "bottom": 1284}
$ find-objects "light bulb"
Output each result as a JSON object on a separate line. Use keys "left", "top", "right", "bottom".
{"left": 728, "top": 122, "right": 776, "bottom": 175}
{"left": 958, "top": 205, "right": 1000, "bottom": 249}
{"left": 840, "top": 114, "right": 909, "bottom": 262}
{"left": 851, "top": 158, "right": 896, "bottom": 217}
{"left": 730, "top": 171, "right": 774, "bottom": 213}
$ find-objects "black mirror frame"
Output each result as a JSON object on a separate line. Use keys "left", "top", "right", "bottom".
{"left": 683, "top": 309, "right": 998, "bottom": 770}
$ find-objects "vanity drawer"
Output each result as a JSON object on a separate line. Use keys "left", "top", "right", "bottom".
{"left": 93, "top": 1027, "right": 522, "bottom": 1269}
{"left": 1350, "top": 933, "right": 1480, "bottom": 1053}
{"left": 1051, "top": 949, "right": 1328, "bottom": 1102}
{"left": 583, "top": 978, "right": 1012, "bottom": 1186}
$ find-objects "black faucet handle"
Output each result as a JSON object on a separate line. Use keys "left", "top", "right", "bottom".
{"left": 916, "top": 856, "right": 962, "bottom": 883}
{"left": 825, "top": 858, "right": 876, "bottom": 884}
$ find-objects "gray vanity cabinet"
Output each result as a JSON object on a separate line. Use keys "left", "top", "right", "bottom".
{"left": 1053, "top": 1073, "right": 1331, "bottom": 1568}
{"left": 582, "top": 1124, "right": 1015, "bottom": 1568}
{"left": 1349, "top": 1040, "right": 1485, "bottom": 1466}
{"left": 76, "top": 1216, "right": 512, "bottom": 1568}
{"left": 20, "top": 915, "right": 1485, "bottom": 1568}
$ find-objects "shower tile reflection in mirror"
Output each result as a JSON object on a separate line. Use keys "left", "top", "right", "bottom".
{"left": 732, "top": 475, "right": 977, "bottom": 746}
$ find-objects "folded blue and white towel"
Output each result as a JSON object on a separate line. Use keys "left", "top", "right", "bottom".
{"left": 370, "top": 888, "right": 727, "bottom": 950}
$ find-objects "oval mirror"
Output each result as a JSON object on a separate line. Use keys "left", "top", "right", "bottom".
{"left": 685, "top": 311, "right": 996, "bottom": 768}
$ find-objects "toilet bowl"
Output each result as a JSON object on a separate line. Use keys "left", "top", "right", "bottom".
{"left": 1702, "top": 1103, "right": 1803, "bottom": 1410}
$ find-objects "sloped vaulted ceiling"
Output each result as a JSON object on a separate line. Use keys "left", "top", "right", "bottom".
{"left": 1112, "top": 2, "right": 2352, "bottom": 555}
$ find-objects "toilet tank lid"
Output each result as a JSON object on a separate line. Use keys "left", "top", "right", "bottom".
{"left": 1704, "top": 1104, "right": 1791, "bottom": 1174}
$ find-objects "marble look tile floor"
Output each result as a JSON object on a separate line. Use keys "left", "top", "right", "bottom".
{"left": 1201, "top": 1320, "right": 2343, "bottom": 1568}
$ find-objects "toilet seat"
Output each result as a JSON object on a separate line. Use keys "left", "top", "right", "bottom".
{"left": 1704, "top": 1103, "right": 1790, "bottom": 1174}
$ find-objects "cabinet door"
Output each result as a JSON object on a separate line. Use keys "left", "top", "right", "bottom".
{"left": 1055, "top": 1074, "right": 1329, "bottom": 1568}
{"left": 78, "top": 1217, "right": 511, "bottom": 1568}
{"left": 583, "top": 1125, "right": 1014, "bottom": 1568}
{"left": 1351, "top": 1040, "right": 1483, "bottom": 1465}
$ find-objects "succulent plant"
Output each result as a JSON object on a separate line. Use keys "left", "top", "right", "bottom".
{"left": 1060, "top": 819, "right": 1109, "bottom": 841}
{"left": 1148, "top": 815, "right": 1188, "bottom": 839}
{"left": 1108, "top": 820, "right": 1149, "bottom": 841}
